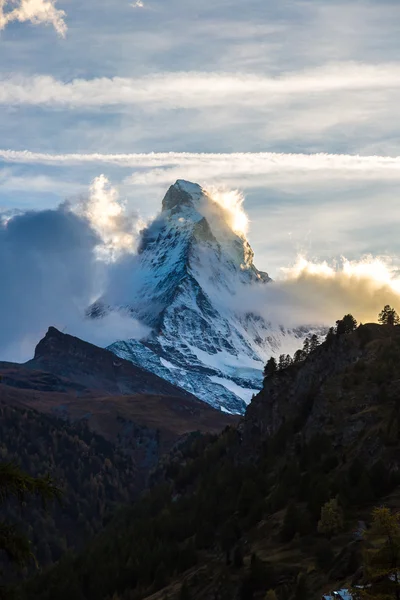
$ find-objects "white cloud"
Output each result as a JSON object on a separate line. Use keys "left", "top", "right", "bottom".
{"left": 1, "top": 149, "right": 400, "bottom": 184}
{"left": 263, "top": 255, "right": 400, "bottom": 327}
{"left": 0, "top": 0, "right": 66, "bottom": 37}
{"left": 0, "top": 64, "right": 399, "bottom": 108}
{"left": 2, "top": 172, "right": 400, "bottom": 362}
{"left": 131, "top": 0, "right": 144, "bottom": 7}
{"left": 0, "top": 176, "right": 148, "bottom": 362}
{"left": 71, "top": 174, "right": 145, "bottom": 260}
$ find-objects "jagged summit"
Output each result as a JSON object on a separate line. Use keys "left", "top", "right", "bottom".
{"left": 101, "top": 181, "right": 311, "bottom": 414}
{"left": 161, "top": 180, "right": 204, "bottom": 213}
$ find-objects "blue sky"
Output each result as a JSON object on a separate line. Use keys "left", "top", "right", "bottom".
{"left": 1, "top": 0, "right": 400, "bottom": 274}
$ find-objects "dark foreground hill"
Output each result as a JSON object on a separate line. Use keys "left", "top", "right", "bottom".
{"left": 17, "top": 323, "right": 400, "bottom": 600}
{"left": 14, "top": 325, "right": 203, "bottom": 398}
{"left": 0, "top": 327, "right": 236, "bottom": 453}
{"left": 0, "top": 328, "right": 236, "bottom": 582}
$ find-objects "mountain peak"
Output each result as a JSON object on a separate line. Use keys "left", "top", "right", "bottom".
{"left": 162, "top": 180, "right": 204, "bottom": 213}
{"left": 28, "top": 327, "right": 200, "bottom": 399}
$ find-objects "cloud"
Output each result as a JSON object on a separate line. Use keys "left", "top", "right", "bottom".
{"left": 131, "top": 0, "right": 144, "bottom": 7}
{"left": 2, "top": 173, "right": 400, "bottom": 363}
{"left": 0, "top": 64, "right": 399, "bottom": 108}
{"left": 0, "top": 176, "right": 148, "bottom": 362}
{"left": 1, "top": 149, "right": 400, "bottom": 185}
{"left": 205, "top": 186, "right": 249, "bottom": 237}
{"left": 71, "top": 174, "right": 145, "bottom": 260}
{"left": 0, "top": 0, "right": 66, "bottom": 36}
{"left": 206, "top": 250, "right": 400, "bottom": 335}
{"left": 264, "top": 255, "right": 400, "bottom": 328}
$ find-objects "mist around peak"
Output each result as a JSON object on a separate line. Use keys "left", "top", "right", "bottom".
{"left": 2, "top": 175, "right": 400, "bottom": 363}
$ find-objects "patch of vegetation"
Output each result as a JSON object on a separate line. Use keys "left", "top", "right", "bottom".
{"left": 0, "top": 403, "right": 137, "bottom": 584}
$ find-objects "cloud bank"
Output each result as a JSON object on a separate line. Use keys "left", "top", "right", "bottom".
{"left": 0, "top": 176, "right": 147, "bottom": 362}
{"left": 0, "top": 0, "right": 66, "bottom": 36}
{"left": 257, "top": 256, "right": 400, "bottom": 329}
{"left": 0, "top": 65, "right": 399, "bottom": 108}
{"left": 3, "top": 176, "right": 400, "bottom": 363}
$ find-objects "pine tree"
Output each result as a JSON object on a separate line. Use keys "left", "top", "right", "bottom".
{"left": 293, "top": 349, "right": 306, "bottom": 363}
{"left": 264, "top": 357, "right": 277, "bottom": 378}
{"left": 285, "top": 354, "right": 293, "bottom": 367}
{"left": 318, "top": 498, "right": 344, "bottom": 537}
{"left": 309, "top": 334, "right": 319, "bottom": 352}
{"left": 303, "top": 338, "right": 310, "bottom": 355}
{"left": 278, "top": 355, "right": 286, "bottom": 371}
{"left": 325, "top": 327, "right": 336, "bottom": 345}
{"left": 378, "top": 305, "right": 400, "bottom": 326}
{"left": 337, "top": 314, "right": 357, "bottom": 335}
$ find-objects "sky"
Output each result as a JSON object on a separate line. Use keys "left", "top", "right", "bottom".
{"left": 1, "top": 0, "right": 400, "bottom": 273}
{"left": 1, "top": 0, "right": 400, "bottom": 360}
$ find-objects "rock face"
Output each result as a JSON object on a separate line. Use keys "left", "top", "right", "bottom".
{"left": 26, "top": 326, "right": 199, "bottom": 399}
{"left": 99, "top": 180, "right": 311, "bottom": 414}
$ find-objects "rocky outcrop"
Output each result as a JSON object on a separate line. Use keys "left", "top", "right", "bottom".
{"left": 27, "top": 326, "right": 200, "bottom": 398}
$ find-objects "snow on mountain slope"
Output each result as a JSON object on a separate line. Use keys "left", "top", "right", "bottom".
{"left": 99, "top": 180, "right": 312, "bottom": 414}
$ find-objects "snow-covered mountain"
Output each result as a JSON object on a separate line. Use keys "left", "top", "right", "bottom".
{"left": 95, "top": 180, "right": 311, "bottom": 414}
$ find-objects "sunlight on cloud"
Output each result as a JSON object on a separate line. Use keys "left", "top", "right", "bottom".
{"left": 220, "top": 253, "right": 400, "bottom": 333}
{"left": 272, "top": 255, "right": 400, "bottom": 326}
{"left": 206, "top": 187, "right": 249, "bottom": 237}
{"left": 0, "top": 0, "right": 66, "bottom": 36}
{"left": 131, "top": 0, "right": 144, "bottom": 7}
{"left": 72, "top": 175, "right": 144, "bottom": 261}
{"left": 2, "top": 173, "right": 400, "bottom": 361}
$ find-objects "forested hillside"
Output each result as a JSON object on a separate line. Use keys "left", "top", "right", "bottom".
{"left": 18, "top": 318, "right": 400, "bottom": 600}
{"left": 0, "top": 402, "right": 137, "bottom": 579}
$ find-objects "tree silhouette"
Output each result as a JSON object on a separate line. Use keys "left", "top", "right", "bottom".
{"left": 336, "top": 314, "right": 357, "bottom": 335}
{"left": 264, "top": 357, "right": 277, "bottom": 378}
{"left": 303, "top": 338, "right": 310, "bottom": 355}
{"left": 293, "top": 349, "right": 306, "bottom": 363}
{"left": 378, "top": 305, "right": 400, "bottom": 326}
{"left": 325, "top": 327, "right": 336, "bottom": 345}
{"left": 309, "top": 334, "right": 319, "bottom": 352}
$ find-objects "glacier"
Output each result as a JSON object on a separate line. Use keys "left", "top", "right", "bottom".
{"left": 93, "top": 180, "right": 314, "bottom": 415}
